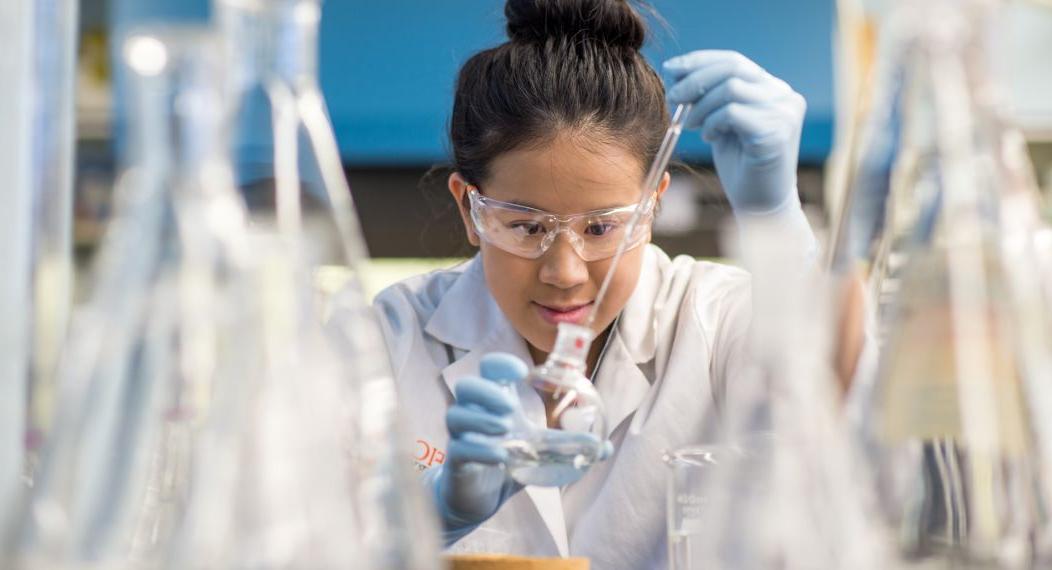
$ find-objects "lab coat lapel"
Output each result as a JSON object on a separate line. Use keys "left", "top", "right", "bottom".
{"left": 522, "top": 487, "right": 570, "bottom": 557}
{"left": 593, "top": 330, "right": 652, "bottom": 438}
{"left": 594, "top": 245, "right": 667, "bottom": 436}
{"left": 425, "top": 255, "right": 571, "bottom": 557}
{"left": 426, "top": 257, "right": 534, "bottom": 396}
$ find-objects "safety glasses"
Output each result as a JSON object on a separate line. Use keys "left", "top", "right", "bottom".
{"left": 467, "top": 187, "right": 655, "bottom": 262}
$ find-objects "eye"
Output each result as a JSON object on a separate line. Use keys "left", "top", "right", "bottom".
{"left": 584, "top": 221, "right": 618, "bottom": 237}
{"left": 510, "top": 221, "right": 546, "bottom": 236}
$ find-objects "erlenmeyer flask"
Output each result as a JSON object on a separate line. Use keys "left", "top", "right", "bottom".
{"left": 671, "top": 218, "right": 887, "bottom": 570}
{"left": 25, "top": 0, "right": 79, "bottom": 477}
{"left": 168, "top": 230, "right": 372, "bottom": 569}
{"left": 213, "top": 1, "right": 443, "bottom": 567}
{"left": 6, "top": 26, "right": 251, "bottom": 568}
{"left": 856, "top": 1, "right": 1052, "bottom": 566}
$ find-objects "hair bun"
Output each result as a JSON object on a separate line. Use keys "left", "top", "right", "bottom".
{"left": 505, "top": 0, "right": 647, "bottom": 51}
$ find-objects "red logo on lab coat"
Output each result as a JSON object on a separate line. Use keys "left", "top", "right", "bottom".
{"left": 415, "top": 439, "right": 446, "bottom": 470}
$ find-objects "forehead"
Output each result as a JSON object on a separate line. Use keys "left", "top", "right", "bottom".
{"left": 483, "top": 133, "right": 645, "bottom": 214}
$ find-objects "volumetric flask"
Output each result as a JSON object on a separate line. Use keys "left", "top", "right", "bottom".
{"left": 492, "top": 323, "right": 609, "bottom": 487}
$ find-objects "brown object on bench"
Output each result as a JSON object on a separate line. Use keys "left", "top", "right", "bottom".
{"left": 446, "top": 554, "right": 589, "bottom": 570}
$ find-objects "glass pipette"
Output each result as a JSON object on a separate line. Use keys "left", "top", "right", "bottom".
{"left": 584, "top": 103, "right": 693, "bottom": 331}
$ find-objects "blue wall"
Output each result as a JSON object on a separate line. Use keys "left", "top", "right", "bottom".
{"left": 112, "top": 0, "right": 835, "bottom": 166}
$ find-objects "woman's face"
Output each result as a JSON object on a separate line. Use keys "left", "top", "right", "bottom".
{"left": 450, "top": 131, "right": 668, "bottom": 362}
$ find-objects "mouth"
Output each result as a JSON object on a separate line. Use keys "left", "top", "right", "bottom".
{"left": 533, "top": 301, "right": 594, "bottom": 325}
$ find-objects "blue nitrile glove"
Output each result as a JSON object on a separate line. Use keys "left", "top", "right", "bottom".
{"left": 424, "top": 353, "right": 528, "bottom": 546}
{"left": 664, "top": 50, "right": 807, "bottom": 215}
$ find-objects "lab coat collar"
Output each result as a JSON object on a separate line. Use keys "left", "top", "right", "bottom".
{"left": 424, "top": 255, "right": 505, "bottom": 353}
{"left": 615, "top": 244, "right": 666, "bottom": 365}
{"left": 591, "top": 245, "right": 668, "bottom": 438}
{"left": 424, "top": 256, "right": 536, "bottom": 400}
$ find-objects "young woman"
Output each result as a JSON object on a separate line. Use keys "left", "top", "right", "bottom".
{"left": 375, "top": 0, "right": 817, "bottom": 566}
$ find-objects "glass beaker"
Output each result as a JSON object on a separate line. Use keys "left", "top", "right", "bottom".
{"left": 664, "top": 445, "right": 724, "bottom": 570}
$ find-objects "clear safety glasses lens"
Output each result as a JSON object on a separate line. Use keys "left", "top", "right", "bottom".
{"left": 468, "top": 190, "right": 653, "bottom": 262}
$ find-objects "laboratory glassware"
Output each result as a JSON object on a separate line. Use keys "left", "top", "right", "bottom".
{"left": 490, "top": 323, "right": 608, "bottom": 487}
{"left": 664, "top": 445, "right": 728, "bottom": 570}
{"left": 669, "top": 217, "right": 887, "bottom": 570}
{"left": 7, "top": 26, "right": 251, "bottom": 568}
{"left": 586, "top": 103, "right": 692, "bottom": 330}
{"left": 0, "top": 0, "right": 35, "bottom": 530}
{"left": 25, "top": 0, "right": 79, "bottom": 475}
{"left": 0, "top": 0, "right": 79, "bottom": 527}
{"left": 214, "top": 0, "right": 443, "bottom": 567}
{"left": 852, "top": 1, "right": 1052, "bottom": 567}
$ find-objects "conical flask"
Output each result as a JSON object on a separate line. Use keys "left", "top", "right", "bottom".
{"left": 664, "top": 218, "right": 886, "bottom": 570}
{"left": 212, "top": 1, "right": 443, "bottom": 567}
{"left": 5, "top": 26, "right": 253, "bottom": 568}
{"left": 855, "top": 1, "right": 1052, "bottom": 566}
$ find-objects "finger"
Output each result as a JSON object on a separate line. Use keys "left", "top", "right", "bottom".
{"left": 454, "top": 376, "right": 515, "bottom": 415}
{"left": 479, "top": 352, "right": 529, "bottom": 384}
{"left": 681, "top": 77, "right": 772, "bottom": 130}
{"left": 448, "top": 434, "right": 508, "bottom": 466}
{"left": 662, "top": 50, "right": 759, "bottom": 79}
{"left": 447, "top": 405, "right": 511, "bottom": 438}
{"left": 700, "top": 103, "right": 774, "bottom": 145}
{"left": 701, "top": 93, "right": 804, "bottom": 146}
{"left": 666, "top": 60, "right": 767, "bottom": 106}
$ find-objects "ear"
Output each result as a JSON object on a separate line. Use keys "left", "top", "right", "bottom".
{"left": 449, "top": 172, "right": 481, "bottom": 247}
{"left": 645, "top": 172, "right": 672, "bottom": 242}
{"left": 655, "top": 171, "right": 671, "bottom": 202}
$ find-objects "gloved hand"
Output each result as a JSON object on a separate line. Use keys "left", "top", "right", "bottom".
{"left": 664, "top": 50, "right": 807, "bottom": 214}
{"left": 424, "top": 352, "right": 528, "bottom": 546}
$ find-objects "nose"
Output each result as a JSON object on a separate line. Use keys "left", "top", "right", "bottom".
{"left": 538, "top": 231, "right": 589, "bottom": 290}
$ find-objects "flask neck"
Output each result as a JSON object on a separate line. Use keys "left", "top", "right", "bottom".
{"left": 542, "top": 354, "right": 587, "bottom": 377}
{"left": 541, "top": 323, "right": 593, "bottom": 379}
{"left": 221, "top": 0, "right": 321, "bottom": 88}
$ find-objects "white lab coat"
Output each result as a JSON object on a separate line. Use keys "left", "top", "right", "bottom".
{"left": 374, "top": 244, "right": 754, "bottom": 569}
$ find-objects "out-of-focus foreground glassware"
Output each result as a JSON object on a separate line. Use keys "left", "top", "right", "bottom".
{"left": 213, "top": 0, "right": 443, "bottom": 566}
{"left": 0, "top": 0, "right": 79, "bottom": 523}
{"left": 0, "top": 0, "right": 36, "bottom": 528}
{"left": 25, "top": 0, "right": 79, "bottom": 476}
{"left": 4, "top": 17, "right": 442, "bottom": 570}
{"left": 6, "top": 27, "right": 250, "bottom": 568}
{"left": 665, "top": 219, "right": 887, "bottom": 570}
{"left": 840, "top": 0, "right": 1052, "bottom": 567}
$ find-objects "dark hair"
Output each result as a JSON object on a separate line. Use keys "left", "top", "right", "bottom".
{"left": 450, "top": 0, "right": 669, "bottom": 187}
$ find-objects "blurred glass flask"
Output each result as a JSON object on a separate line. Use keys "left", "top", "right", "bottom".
{"left": 855, "top": 1, "right": 1052, "bottom": 567}
{"left": 212, "top": 1, "right": 444, "bottom": 567}
{"left": 662, "top": 216, "right": 887, "bottom": 570}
